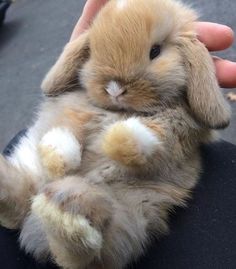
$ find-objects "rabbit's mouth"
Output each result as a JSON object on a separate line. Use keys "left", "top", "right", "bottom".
{"left": 101, "top": 79, "right": 159, "bottom": 113}
{"left": 110, "top": 95, "right": 129, "bottom": 109}
{"left": 86, "top": 78, "right": 161, "bottom": 113}
{"left": 107, "top": 94, "right": 159, "bottom": 114}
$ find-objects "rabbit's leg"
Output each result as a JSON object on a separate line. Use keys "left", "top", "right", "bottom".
{"left": 98, "top": 182, "right": 191, "bottom": 269}
{"left": 31, "top": 178, "right": 113, "bottom": 269}
{"left": 102, "top": 117, "right": 162, "bottom": 167}
{"left": 0, "top": 155, "right": 36, "bottom": 229}
{"left": 31, "top": 179, "right": 182, "bottom": 269}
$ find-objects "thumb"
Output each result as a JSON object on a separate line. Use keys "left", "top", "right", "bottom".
{"left": 70, "top": 0, "right": 108, "bottom": 41}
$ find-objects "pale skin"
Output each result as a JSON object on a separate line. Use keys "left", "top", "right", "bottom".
{"left": 70, "top": 0, "right": 236, "bottom": 89}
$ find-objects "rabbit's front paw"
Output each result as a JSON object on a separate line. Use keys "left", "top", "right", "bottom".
{"left": 102, "top": 118, "right": 160, "bottom": 166}
{"left": 38, "top": 128, "right": 82, "bottom": 178}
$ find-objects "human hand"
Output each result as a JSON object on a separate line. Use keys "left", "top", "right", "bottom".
{"left": 70, "top": 0, "right": 236, "bottom": 88}
{"left": 196, "top": 22, "right": 236, "bottom": 88}
{"left": 70, "top": 0, "right": 108, "bottom": 40}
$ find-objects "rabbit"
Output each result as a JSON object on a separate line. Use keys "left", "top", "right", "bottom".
{"left": 0, "top": 0, "right": 231, "bottom": 268}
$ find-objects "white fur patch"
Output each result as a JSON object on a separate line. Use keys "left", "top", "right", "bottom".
{"left": 7, "top": 129, "right": 43, "bottom": 179}
{"left": 117, "top": 0, "right": 127, "bottom": 9}
{"left": 39, "top": 128, "right": 82, "bottom": 171}
{"left": 123, "top": 118, "right": 161, "bottom": 156}
{"left": 32, "top": 194, "right": 102, "bottom": 250}
{"left": 105, "top": 81, "right": 124, "bottom": 97}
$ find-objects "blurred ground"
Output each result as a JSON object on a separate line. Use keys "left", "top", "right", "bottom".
{"left": 0, "top": 0, "right": 235, "bottom": 151}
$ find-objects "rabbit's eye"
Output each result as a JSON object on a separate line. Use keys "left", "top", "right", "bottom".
{"left": 150, "top": 44, "right": 161, "bottom": 60}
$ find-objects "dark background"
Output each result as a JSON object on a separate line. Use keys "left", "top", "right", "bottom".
{"left": 0, "top": 0, "right": 235, "bottom": 150}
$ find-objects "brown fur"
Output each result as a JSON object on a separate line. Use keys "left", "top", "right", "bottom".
{"left": 59, "top": 108, "right": 95, "bottom": 140}
{"left": 145, "top": 121, "right": 165, "bottom": 138}
{"left": 38, "top": 145, "right": 66, "bottom": 178}
{"left": 0, "top": 0, "right": 231, "bottom": 268}
{"left": 102, "top": 122, "right": 148, "bottom": 166}
{"left": 42, "top": 32, "right": 90, "bottom": 96}
{"left": 178, "top": 36, "right": 231, "bottom": 128}
{"left": 0, "top": 156, "right": 36, "bottom": 228}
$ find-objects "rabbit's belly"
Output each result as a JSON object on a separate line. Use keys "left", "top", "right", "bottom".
{"left": 77, "top": 156, "right": 121, "bottom": 184}
{"left": 79, "top": 155, "right": 155, "bottom": 186}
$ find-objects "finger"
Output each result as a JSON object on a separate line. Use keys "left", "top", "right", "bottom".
{"left": 70, "top": 0, "right": 108, "bottom": 41}
{"left": 196, "top": 22, "right": 234, "bottom": 51}
{"left": 214, "top": 57, "right": 236, "bottom": 88}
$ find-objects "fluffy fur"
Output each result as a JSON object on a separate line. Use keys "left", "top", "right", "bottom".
{"left": 39, "top": 127, "right": 82, "bottom": 178}
{"left": 102, "top": 118, "right": 161, "bottom": 166}
{"left": 0, "top": 0, "right": 230, "bottom": 268}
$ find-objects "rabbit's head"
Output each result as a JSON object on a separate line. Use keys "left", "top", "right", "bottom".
{"left": 45, "top": 0, "right": 231, "bottom": 129}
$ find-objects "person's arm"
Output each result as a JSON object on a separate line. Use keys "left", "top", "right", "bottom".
{"left": 71, "top": 0, "right": 236, "bottom": 89}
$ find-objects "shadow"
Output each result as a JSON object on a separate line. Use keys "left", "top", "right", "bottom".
{"left": 0, "top": 2, "right": 11, "bottom": 25}
{"left": 0, "top": 19, "right": 23, "bottom": 50}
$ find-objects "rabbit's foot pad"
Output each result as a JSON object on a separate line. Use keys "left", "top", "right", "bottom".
{"left": 38, "top": 128, "right": 81, "bottom": 178}
{"left": 102, "top": 118, "right": 160, "bottom": 166}
{"left": 32, "top": 194, "right": 103, "bottom": 250}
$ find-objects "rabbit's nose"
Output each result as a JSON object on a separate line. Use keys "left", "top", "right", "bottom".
{"left": 105, "top": 81, "right": 126, "bottom": 97}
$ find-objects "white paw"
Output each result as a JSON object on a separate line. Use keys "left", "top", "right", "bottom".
{"left": 39, "top": 128, "right": 82, "bottom": 177}
{"left": 102, "top": 118, "right": 160, "bottom": 166}
{"left": 122, "top": 118, "right": 161, "bottom": 156}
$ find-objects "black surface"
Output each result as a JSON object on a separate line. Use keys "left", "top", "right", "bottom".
{"left": 3, "top": 129, "right": 27, "bottom": 156}
{"left": 0, "top": 136, "right": 236, "bottom": 269}
{"left": 0, "top": 1, "right": 11, "bottom": 26}
{"left": 128, "top": 141, "right": 236, "bottom": 269}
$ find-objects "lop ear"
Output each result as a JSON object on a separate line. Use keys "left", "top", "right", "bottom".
{"left": 41, "top": 32, "right": 90, "bottom": 96}
{"left": 179, "top": 37, "right": 231, "bottom": 129}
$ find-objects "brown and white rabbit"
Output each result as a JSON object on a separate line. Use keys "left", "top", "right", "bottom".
{"left": 0, "top": 0, "right": 231, "bottom": 268}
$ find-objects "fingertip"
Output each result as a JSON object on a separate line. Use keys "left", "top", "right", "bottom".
{"left": 70, "top": 0, "right": 108, "bottom": 41}
{"left": 220, "top": 24, "right": 235, "bottom": 47}
{"left": 214, "top": 58, "right": 236, "bottom": 88}
{"left": 196, "top": 22, "right": 235, "bottom": 51}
